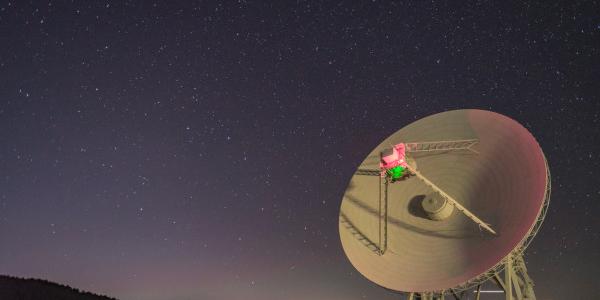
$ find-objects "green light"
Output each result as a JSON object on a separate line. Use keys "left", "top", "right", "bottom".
{"left": 386, "top": 166, "right": 406, "bottom": 180}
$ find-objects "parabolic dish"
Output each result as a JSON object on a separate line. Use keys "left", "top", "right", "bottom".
{"left": 338, "top": 109, "right": 549, "bottom": 292}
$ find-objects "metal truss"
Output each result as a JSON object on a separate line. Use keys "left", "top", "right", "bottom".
{"left": 405, "top": 139, "right": 480, "bottom": 154}
{"left": 350, "top": 145, "right": 550, "bottom": 300}
{"left": 401, "top": 250, "right": 537, "bottom": 300}
{"left": 354, "top": 167, "right": 389, "bottom": 254}
{"left": 355, "top": 169, "right": 381, "bottom": 176}
{"left": 405, "top": 153, "right": 551, "bottom": 299}
{"left": 379, "top": 175, "right": 388, "bottom": 255}
{"left": 406, "top": 164, "right": 496, "bottom": 235}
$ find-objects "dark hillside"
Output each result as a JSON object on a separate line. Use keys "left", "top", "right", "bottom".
{"left": 0, "top": 275, "right": 117, "bottom": 300}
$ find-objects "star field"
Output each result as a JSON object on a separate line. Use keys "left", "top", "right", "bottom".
{"left": 0, "top": 1, "right": 599, "bottom": 300}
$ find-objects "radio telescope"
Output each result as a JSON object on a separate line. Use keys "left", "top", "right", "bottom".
{"left": 338, "top": 109, "right": 550, "bottom": 300}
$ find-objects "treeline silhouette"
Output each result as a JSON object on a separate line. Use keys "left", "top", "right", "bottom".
{"left": 0, "top": 275, "right": 117, "bottom": 300}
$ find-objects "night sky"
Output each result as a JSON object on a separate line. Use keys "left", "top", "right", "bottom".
{"left": 1, "top": 1, "right": 599, "bottom": 300}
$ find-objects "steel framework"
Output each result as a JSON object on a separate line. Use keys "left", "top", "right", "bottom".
{"left": 354, "top": 139, "right": 486, "bottom": 255}
{"left": 405, "top": 139, "right": 480, "bottom": 154}
{"left": 352, "top": 144, "right": 551, "bottom": 300}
